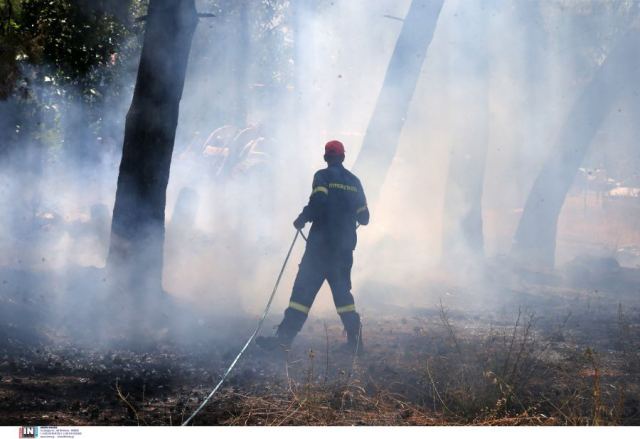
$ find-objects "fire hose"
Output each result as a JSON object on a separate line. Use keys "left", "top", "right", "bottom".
{"left": 182, "top": 229, "right": 303, "bottom": 425}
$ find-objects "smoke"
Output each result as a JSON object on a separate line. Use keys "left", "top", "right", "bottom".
{"left": 1, "top": 0, "right": 639, "bottom": 345}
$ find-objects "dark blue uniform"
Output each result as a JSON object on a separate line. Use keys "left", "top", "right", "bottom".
{"left": 276, "top": 162, "right": 369, "bottom": 345}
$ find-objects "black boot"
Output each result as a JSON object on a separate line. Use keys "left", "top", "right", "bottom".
{"left": 339, "top": 311, "right": 363, "bottom": 355}
{"left": 256, "top": 309, "right": 306, "bottom": 352}
{"left": 255, "top": 334, "right": 292, "bottom": 351}
{"left": 347, "top": 324, "right": 363, "bottom": 353}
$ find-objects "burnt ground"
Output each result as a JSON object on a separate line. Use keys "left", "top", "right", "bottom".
{"left": 1, "top": 265, "right": 640, "bottom": 426}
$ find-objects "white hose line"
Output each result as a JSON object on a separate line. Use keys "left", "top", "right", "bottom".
{"left": 182, "top": 229, "right": 301, "bottom": 426}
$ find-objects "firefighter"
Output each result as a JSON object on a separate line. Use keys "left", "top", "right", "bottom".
{"left": 257, "top": 140, "right": 369, "bottom": 354}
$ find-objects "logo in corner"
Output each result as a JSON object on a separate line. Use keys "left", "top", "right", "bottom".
{"left": 18, "top": 427, "right": 39, "bottom": 438}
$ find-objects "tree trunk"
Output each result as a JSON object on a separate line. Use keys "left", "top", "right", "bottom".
{"left": 511, "top": 27, "right": 640, "bottom": 269}
{"left": 107, "top": 0, "right": 198, "bottom": 295}
{"left": 353, "top": 0, "right": 444, "bottom": 203}
{"left": 513, "top": 1, "right": 547, "bottom": 202}
{"left": 441, "top": 2, "right": 490, "bottom": 265}
{"left": 290, "top": 0, "right": 314, "bottom": 165}
{"left": 234, "top": 1, "right": 250, "bottom": 127}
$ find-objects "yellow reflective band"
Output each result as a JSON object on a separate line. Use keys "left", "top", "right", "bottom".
{"left": 356, "top": 205, "right": 368, "bottom": 214}
{"left": 328, "top": 183, "right": 357, "bottom": 192}
{"left": 289, "top": 301, "right": 310, "bottom": 314}
{"left": 312, "top": 186, "right": 328, "bottom": 195}
{"left": 336, "top": 304, "right": 356, "bottom": 314}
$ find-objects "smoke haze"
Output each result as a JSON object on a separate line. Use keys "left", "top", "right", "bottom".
{"left": 1, "top": 0, "right": 639, "bottom": 341}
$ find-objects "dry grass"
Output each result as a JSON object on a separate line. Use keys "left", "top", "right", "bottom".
{"left": 2, "top": 288, "right": 639, "bottom": 426}
{"left": 173, "top": 297, "right": 640, "bottom": 426}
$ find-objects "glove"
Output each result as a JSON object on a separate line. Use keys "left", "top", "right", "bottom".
{"left": 293, "top": 214, "right": 306, "bottom": 230}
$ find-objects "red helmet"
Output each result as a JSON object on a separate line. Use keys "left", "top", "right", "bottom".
{"left": 325, "top": 140, "right": 345, "bottom": 155}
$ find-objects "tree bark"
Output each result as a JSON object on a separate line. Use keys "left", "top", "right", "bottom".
{"left": 107, "top": 0, "right": 198, "bottom": 294}
{"left": 441, "top": 2, "right": 490, "bottom": 265}
{"left": 513, "top": 1, "right": 547, "bottom": 202}
{"left": 234, "top": 1, "right": 250, "bottom": 127}
{"left": 290, "top": 0, "right": 314, "bottom": 164}
{"left": 511, "top": 27, "right": 640, "bottom": 269}
{"left": 353, "top": 0, "right": 444, "bottom": 203}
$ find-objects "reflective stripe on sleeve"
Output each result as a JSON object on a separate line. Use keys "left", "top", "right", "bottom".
{"left": 328, "top": 183, "right": 357, "bottom": 192}
{"left": 312, "top": 186, "right": 328, "bottom": 195}
{"left": 289, "top": 301, "right": 310, "bottom": 314}
{"left": 336, "top": 304, "right": 356, "bottom": 314}
{"left": 356, "top": 205, "right": 368, "bottom": 214}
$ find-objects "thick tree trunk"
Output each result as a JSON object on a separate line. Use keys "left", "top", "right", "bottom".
{"left": 290, "top": 0, "right": 314, "bottom": 165}
{"left": 441, "top": 3, "right": 490, "bottom": 265}
{"left": 108, "top": 0, "right": 198, "bottom": 294}
{"left": 234, "top": 1, "right": 250, "bottom": 127}
{"left": 352, "top": 0, "right": 444, "bottom": 203}
{"left": 514, "top": 1, "right": 547, "bottom": 202}
{"left": 511, "top": 27, "right": 640, "bottom": 269}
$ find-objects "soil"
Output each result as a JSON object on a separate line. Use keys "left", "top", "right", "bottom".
{"left": 1, "top": 265, "right": 639, "bottom": 426}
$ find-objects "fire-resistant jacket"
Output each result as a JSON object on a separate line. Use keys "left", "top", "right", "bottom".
{"left": 297, "top": 162, "right": 369, "bottom": 251}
